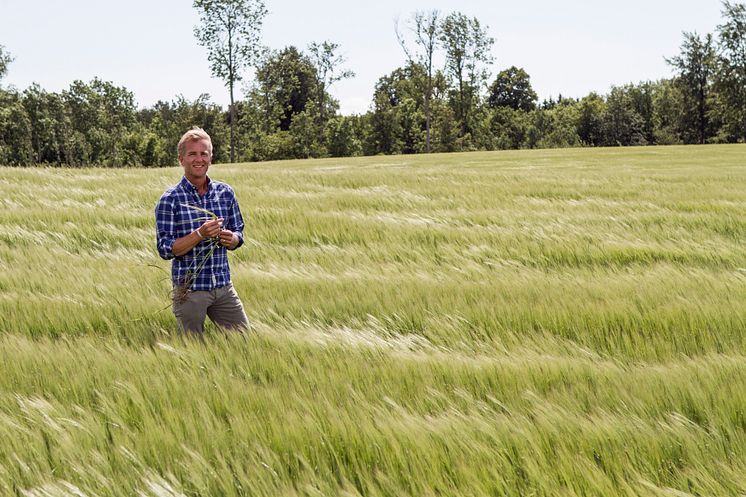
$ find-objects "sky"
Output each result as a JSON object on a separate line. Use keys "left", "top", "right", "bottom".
{"left": 0, "top": 0, "right": 726, "bottom": 115}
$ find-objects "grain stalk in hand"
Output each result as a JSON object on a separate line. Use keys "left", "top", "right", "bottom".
{"left": 172, "top": 203, "right": 222, "bottom": 304}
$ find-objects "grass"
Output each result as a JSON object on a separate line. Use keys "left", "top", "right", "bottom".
{"left": 1, "top": 144, "right": 746, "bottom": 495}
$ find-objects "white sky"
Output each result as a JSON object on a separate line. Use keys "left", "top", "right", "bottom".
{"left": 0, "top": 0, "right": 726, "bottom": 115}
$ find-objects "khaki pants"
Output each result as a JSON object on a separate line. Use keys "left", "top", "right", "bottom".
{"left": 172, "top": 283, "right": 249, "bottom": 334}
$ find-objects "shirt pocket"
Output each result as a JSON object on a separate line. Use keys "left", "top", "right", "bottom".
{"left": 175, "top": 209, "right": 202, "bottom": 236}
{"left": 209, "top": 202, "right": 229, "bottom": 224}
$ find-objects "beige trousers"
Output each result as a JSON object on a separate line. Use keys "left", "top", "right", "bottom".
{"left": 172, "top": 283, "right": 249, "bottom": 334}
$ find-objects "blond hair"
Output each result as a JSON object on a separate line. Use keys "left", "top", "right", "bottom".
{"left": 177, "top": 126, "right": 213, "bottom": 157}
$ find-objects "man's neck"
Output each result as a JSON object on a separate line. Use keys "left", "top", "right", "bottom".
{"left": 186, "top": 176, "right": 209, "bottom": 195}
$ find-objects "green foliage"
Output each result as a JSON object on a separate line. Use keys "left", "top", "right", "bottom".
{"left": 324, "top": 115, "right": 364, "bottom": 157}
{"left": 22, "top": 84, "right": 69, "bottom": 164}
{"left": 651, "top": 79, "right": 685, "bottom": 145}
{"left": 440, "top": 12, "right": 494, "bottom": 137}
{"left": 0, "top": 84, "right": 230, "bottom": 167}
{"left": 487, "top": 107, "right": 528, "bottom": 149}
{"left": 62, "top": 79, "right": 139, "bottom": 166}
{"left": 537, "top": 102, "right": 581, "bottom": 148}
{"left": 240, "top": 45, "right": 352, "bottom": 160}
{"left": 576, "top": 93, "right": 606, "bottom": 146}
{"left": 488, "top": 66, "right": 538, "bottom": 111}
{"left": 251, "top": 130, "right": 296, "bottom": 161}
{"left": 192, "top": 0, "right": 267, "bottom": 84}
{"left": 7, "top": 4, "right": 746, "bottom": 164}
{"left": 715, "top": 0, "right": 746, "bottom": 141}
{"left": 308, "top": 40, "right": 355, "bottom": 132}
{"left": 396, "top": 10, "right": 441, "bottom": 153}
{"left": 367, "top": 64, "right": 424, "bottom": 155}
{"left": 289, "top": 105, "right": 325, "bottom": 158}
{"left": 666, "top": 32, "right": 717, "bottom": 143}
{"left": 0, "top": 44, "right": 12, "bottom": 82}
{"left": 193, "top": 0, "right": 268, "bottom": 162}
{"left": 603, "top": 85, "right": 649, "bottom": 146}
{"left": 0, "top": 89, "right": 32, "bottom": 165}
{"left": 429, "top": 99, "right": 460, "bottom": 152}
{"left": 142, "top": 94, "right": 229, "bottom": 166}
{"left": 253, "top": 46, "right": 321, "bottom": 132}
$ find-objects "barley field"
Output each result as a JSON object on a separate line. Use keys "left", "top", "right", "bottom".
{"left": 2, "top": 145, "right": 746, "bottom": 496}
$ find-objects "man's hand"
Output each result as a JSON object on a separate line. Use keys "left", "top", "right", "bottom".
{"left": 172, "top": 217, "right": 224, "bottom": 257}
{"left": 218, "top": 229, "right": 238, "bottom": 249}
{"left": 198, "top": 218, "right": 223, "bottom": 238}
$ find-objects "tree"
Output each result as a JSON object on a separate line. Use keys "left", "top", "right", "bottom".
{"left": 142, "top": 94, "right": 229, "bottom": 165}
{"left": 253, "top": 46, "right": 320, "bottom": 132}
{"left": 538, "top": 101, "right": 581, "bottom": 149}
{"left": 439, "top": 12, "right": 494, "bottom": 140}
{"left": 63, "top": 79, "right": 138, "bottom": 165}
{"left": 22, "top": 84, "right": 69, "bottom": 164}
{"left": 651, "top": 79, "right": 684, "bottom": 145}
{"left": 368, "top": 64, "right": 428, "bottom": 154}
{"left": 325, "top": 115, "right": 364, "bottom": 157}
{"left": 368, "top": 74, "right": 405, "bottom": 155}
{"left": 715, "top": 0, "right": 746, "bottom": 141}
{"left": 0, "top": 45, "right": 12, "bottom": 82}
{"left": 428, "top": 79, "right": 459, "bottom": 152}
{"left": 396, "top": 10, "right": 440, "bottom": 153}
{"left": 666, "top": 32, "right": 717, "bottom": 143}
{"left": 488, "top": 106, "right": 528, "bottom": 149}
{"left": 488, "top": 66, "right": 538, "bottom": 111}
{"left": 307, "top": 41, "right": 354, "bottom": 138}
{"left": 244, "top": 46, "right": 345, "bottom": 159}
{"left": 603, "top": 85, "right": 648, "bottom": 146}
{"left": 576, "top": 93, "right": 606, "bottom": 146}
{"left": 627, "top": 82, "right": 656, "bottom": 144}
{"left": 289, "top": 104, "right": 324, "bottom": 158}
{"left": 0, "top": 89, "right": 33, "bottom": 165}
{"left": 193, "top": 0, "right": 267, "bottom": 162}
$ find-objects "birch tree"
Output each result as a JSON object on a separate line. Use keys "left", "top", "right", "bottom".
{"left": 396, "top": 10, "right": 440, "bottom": 152}
{"left": 193, "top": 0, "right": 267, "bottom": 162}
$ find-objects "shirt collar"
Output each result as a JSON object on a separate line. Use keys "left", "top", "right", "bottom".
{"left": 179, "top": 175, "right": 212, "bottom": 195}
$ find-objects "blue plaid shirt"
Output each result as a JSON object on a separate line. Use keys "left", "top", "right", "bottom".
{"left": 155, "top": 176, "right": 245, "bottom": 291}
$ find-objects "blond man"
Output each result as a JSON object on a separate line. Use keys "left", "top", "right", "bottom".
{"left": 155, "top": 127, "right": 248, "bottom": 334}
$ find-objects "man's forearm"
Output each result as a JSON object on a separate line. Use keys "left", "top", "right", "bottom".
{"left": 171, "top": 229, "right": 205, "bottom": 257}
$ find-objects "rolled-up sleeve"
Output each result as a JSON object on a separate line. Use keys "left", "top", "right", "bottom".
{"left": 155, "top": 194, "right": 176, "bottom": 260}
{"left": 226, "top": 190, "right": 245, "bottom": 250}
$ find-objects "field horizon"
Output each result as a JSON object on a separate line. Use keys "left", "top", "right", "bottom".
{"left": 2, "top": 144, "right": 746, "bottom": 496}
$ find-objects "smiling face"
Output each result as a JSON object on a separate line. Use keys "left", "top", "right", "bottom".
{"left": 179, "top": 138, "right": 212, "bottom": 184}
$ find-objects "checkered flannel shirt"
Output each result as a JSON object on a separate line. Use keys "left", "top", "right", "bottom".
{"left": 155, "top": 176, "right": 245, "bottom": 291}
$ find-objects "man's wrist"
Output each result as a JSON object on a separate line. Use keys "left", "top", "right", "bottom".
{"left": 195, "top": 228, "right": 204, "bottom": 239}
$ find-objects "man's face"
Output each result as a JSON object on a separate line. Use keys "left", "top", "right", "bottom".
{"left": 179, "top": 138, "right": 212, "bottom": 182}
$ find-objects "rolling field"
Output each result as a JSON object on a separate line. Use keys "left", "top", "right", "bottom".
{"left": 2, "top": 145, "right": 746, "bottom": 496}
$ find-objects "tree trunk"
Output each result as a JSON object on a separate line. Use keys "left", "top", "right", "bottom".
{"left": 458, "top": 76, "right": 466, "bottom": 141}
{"left": 738, "top": 96, "right": 746, "bottom": 143}
{"left": 698, "top": 91, "right": 705, "bottom": 145}
{"left": 228, "top": 28, "right": 235, "bottom": 163}
{"left": 318, "top": 85, "right": 325, "bottom": 146}
{"left": 425, "top": 67, "right": 432, "bottom": 153}
{"left": 425, "top": 94, "right": 431, "bottom": 153}
{"left": 229, "top": 80, "right": 235, "bottom": 163}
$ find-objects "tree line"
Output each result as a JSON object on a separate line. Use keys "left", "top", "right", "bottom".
{"left": 0, "top": 0, "right": 745, "bottom": 167}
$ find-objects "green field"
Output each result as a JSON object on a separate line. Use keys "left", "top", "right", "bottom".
{"left": 2, "top": 145, "right": 746, "bottom": 496}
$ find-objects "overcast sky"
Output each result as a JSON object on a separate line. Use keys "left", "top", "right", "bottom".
{"left": 0, "top": 0, "right": 726, "bottom": 115}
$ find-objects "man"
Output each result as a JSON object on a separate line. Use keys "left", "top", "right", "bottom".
{"left": 155, "top": 127, "right": 249, "bottom": 334}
